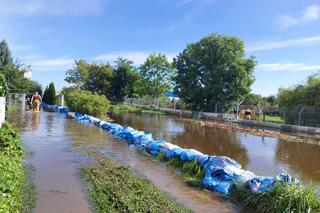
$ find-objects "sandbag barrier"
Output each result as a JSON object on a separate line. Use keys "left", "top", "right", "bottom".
{"left": 42, "top": 103, "right": 299, "bottom": 195}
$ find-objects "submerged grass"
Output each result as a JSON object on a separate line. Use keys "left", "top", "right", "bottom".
{"left": 0, "top": 122, "right": 34, "bottom": 213}
{"left": 81, "top": 154, "right": 190, "bottom": 213}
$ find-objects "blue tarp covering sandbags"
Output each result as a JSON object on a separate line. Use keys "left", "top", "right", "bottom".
{"left": 42, "top": 103, "right": 299, "bottom": 195}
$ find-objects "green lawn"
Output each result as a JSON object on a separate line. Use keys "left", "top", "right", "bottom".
{"left": 261, "top": 115, "right": 284, "bottom": 124}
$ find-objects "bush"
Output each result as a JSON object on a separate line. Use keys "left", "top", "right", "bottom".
{"left": 65, "top": 90, "right": 111, "bottom": 118}
{"left": 0, "top": 123, "right": 25, "bottom": 212}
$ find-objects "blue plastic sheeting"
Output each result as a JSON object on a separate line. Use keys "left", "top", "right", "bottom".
{"left": 42, "top": 103, "right": 299, "bottom": 195}
{"left": 248, "top": 173, "right": 299, "bottom": 193}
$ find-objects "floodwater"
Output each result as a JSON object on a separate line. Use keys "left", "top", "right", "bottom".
{"left": 8, "top": 111, "right": 239, "bottom": 213}
{"left": 112, "top": 113, "right": 320, "bottom": 185}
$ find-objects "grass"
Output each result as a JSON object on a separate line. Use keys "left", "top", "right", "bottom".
{"left": 157, "top": 153, "right": 205, "bottom": 188}
{"left": 157, "top": 154, "right": 320, "bottom": 213}
{"left": 231, "top": 183, "right": 320, "bottom": 213}
{"left": 110, "top": 104, "right": 166, "bottom": 116}
{"left": 261, "top": 115, "right": 284, "bottom": 124}
{"left": 81, "top": 154, "right": 190, "bottom": 213}
{"left": 0, "top": 122, "right": 34, "bottom": 213}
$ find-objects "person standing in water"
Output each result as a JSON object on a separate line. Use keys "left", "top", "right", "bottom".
{"left": 31, "top": 91, "right": 42, "bottom": 112}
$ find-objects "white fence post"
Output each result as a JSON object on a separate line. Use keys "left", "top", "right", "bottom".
{"left": 0, "top": 97, "right": 5, "bottom": 127}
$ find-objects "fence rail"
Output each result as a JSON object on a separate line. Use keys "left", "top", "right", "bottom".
{"left": 124, "top": 98, "right": 320, "bottom": 128}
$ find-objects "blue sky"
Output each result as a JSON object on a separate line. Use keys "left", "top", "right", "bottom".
{"left": 1, "top": 0, "right": 320, "bottom": 96}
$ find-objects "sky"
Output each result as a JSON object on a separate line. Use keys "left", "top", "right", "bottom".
{"left": 1, "top": 0, "right": 320, "bottom": 96}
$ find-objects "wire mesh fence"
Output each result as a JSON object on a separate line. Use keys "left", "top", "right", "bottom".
{"left": 124, "top": 98, "right": 320, "bottom": 128}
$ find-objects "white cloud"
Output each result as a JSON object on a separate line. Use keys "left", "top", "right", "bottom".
{"left": 257, "top": 63, "right": 320, "bottom": 71}
{"left": 278, "top": 5, "right": 320, "bottom": 28}
{"left": 95, "top": 51, "right": 177, "bottom": 65}
{"left": 247, "top": 35, "right": 320, "bottom": 52}
{"left": 0, "top": 0, "right": 105, "bottom": 16}
{"left": 21, "top": 56, "right": 74, "bottom": 71}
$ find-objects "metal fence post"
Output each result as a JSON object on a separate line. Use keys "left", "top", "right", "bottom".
{"left": 297, "top": 107, "right": 305, "bottom": 126}
{"left": 215, "top": 102, "right": 219, "bottom": 113}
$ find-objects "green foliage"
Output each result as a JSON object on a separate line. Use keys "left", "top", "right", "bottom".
{"left": 81, "top": 155, "right": 189, "bottom": 213}
{"left": 243, "top": 93, "right": 265, "bottom": 106}
{"left": 109, "top": 58, "right": 139, "bottom": 102}
{"left": 278, "top": 73, "right": 320, "bottom": 107}
{"left": 65, "top": 59, "right": 140, "bottom": 103}
{"left": 65, "top": 90, "right": 111, "bottom": 118}
{"left": 0, "top": 40, "right": 13, "bottom": 67}
{"left": 140, "top": 53, "right": 175, "bottom": 98}
{"left": 0, "top": 40, "right": 42, "bottom": 95}
{"left": 174, "top": 33, "right": 256, "bottom": 111}
{"left": 42, "top": 86, "right": 49, "bottom": 103}
{"left": 0, "top": 123, "right": 25, "bottom": 212}
{"left": 65, "top": 60, "right": 113, "bottom": 96}
{"left": 278, "top": 73, "right": 320, "bottom": 126}
{"left": 46, "top": 82, "right": 57, "bottom": 105}
{"left": 231, "top": 183, "right": 320, "bottom": 213}
{"left": 0, "top": 73, "right": 8, "bottom": 97}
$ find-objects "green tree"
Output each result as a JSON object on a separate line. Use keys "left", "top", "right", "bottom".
{"left": 140, "top": 53, "right": 175, "bottom": 98}
{"left": 65, "top": 60, "right": 113, "bottom": 97}
{"left": 0, "top": 41, "right": 41, "bottom": 95}
{"left": 264, "top": 95, "right": 278, "bottom": 106}
{"left": 243, "top": 93, "right": 264, "bottom": 106}
{"left": 0, "top": 40, "right": 13, "bottom": 66}
{"left": 174, "top": 33, "right": 256, "bottom": 111}
{"left": 86, "top": 63, "right": 113, "bottom": 95}
{"left": 42, "top": 86, "right": 49, "bottom": 103}
{"left": 278, "top": 72, "right": 320, "bottom": 126}
{"left": 46, "top": 83, "right": 57, "bottom": 105}
{"left": 0, "top": 73, "right": 8, "bottom": 97}
{"left": 109, "top": 58, "right": 139, "bottom": 102}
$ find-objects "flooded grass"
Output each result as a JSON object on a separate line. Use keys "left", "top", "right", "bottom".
{"left": 81, "top": 154, "right": 190, "bottom": 213}
{"left": 0, "top": 123, "right": 34, "bottom": 213}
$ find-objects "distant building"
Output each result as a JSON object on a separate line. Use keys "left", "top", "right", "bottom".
{"left": 24, "top": 70, "right": 32, "bottom": 80}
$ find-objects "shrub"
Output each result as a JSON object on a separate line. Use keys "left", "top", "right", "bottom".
{"left": 65, "top": 90, "right": 111, "bottom": 118}
{"left": 0, "top": 123, "right": 25, "bottom": 212}
{"left": 0, "top": 73, "right": 8, "bottom": 97}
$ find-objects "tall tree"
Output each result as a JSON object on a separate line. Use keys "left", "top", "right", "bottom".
{"left": 174, "top": 33, "right": 256, "bottom": 111}
{"left": 42, "top": 86, "right": 49, "bottom": 103}
{"left": 65, "top": 60, "right": 113, "bottom": 97}
{"left": 140, "top": 53, "right": 175, "bottom": 98}
{"left": 85, "top": 63, "right": 113, "bottom": 95}
{"left": 109, "top": 58, "right": 139, "bottom": 102}
{"left": 46, "top": 82, "right": 57, "bottom": 105}
{"left": 0, "top": 40, "right": 13, "bottom": 66}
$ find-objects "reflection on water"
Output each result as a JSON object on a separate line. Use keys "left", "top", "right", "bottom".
{"left": 8, "top": 111, "right": 238, "bottom": 213}
{"left": 113, "top": 113, "right": 320, "bottom": 185}
{"left": 31, "top": 112, "right": 40, "bottom": 131}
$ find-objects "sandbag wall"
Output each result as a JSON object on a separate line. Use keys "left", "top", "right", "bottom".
{"left": 42, "top": 103, "right": 298, "bottom": 195}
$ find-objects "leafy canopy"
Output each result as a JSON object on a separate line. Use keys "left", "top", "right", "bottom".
{"left": 140, "top": 53, "right": 175, "bottom": 98}
{"left": 174, "top": 33, "right": 256, "bottom": 111}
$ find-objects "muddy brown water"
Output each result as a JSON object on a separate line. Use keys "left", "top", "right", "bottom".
{"left": 8, "top": 111, "right": 239, "bottom": 213}
{"left": 112, "top": 113, "right": 320, "bottom": 185}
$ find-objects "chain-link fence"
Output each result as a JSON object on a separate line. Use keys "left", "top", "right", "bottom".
{"left": 7, "top": 93, "right": 27, "bottom": 111}
{"left": 124, "top": 98, "right": 320, "bottom": 128}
